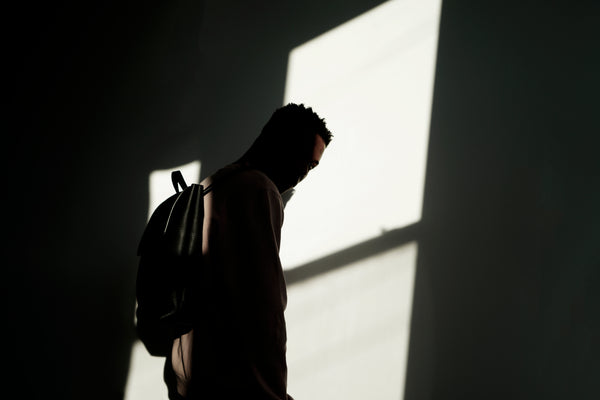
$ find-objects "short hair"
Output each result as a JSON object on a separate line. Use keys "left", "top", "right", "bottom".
{"left": 261, "top": 103, "right": 333, "bottom": 146}
{"left": 241, "top": 103, "right": 332, "bottom": 165}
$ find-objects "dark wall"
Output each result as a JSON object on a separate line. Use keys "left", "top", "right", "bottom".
{"left": 405, "top": 1, "right": 600, "bottom": 399}
{"left": 10, "top": 1, "right": 599, "bottom": 399}
{"left": 9, "top": 1, "right": 386, "bottom": 399}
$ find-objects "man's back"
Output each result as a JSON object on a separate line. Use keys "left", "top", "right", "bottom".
{"left": 165, "top": 164, "right": 291, "bottom": 400}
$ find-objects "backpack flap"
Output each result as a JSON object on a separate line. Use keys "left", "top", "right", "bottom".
{"left": 137, "top": 183, "right": 205, "bottom": 258}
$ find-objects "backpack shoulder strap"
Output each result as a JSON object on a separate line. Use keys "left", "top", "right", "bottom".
{"left": 171, "top": 170, "right": 188, "bottom": 193}
{"left": 171, "top": 170, "right": 212, "bottom": 196}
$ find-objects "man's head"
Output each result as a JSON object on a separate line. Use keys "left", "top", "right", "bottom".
{"left": 240, "top": 103, "right": 332, "bottom": 193}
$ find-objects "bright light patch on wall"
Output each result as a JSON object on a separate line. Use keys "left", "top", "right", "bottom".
{"left": 147, "top": 160, "right": 202, "bottom": 220}
{"left": 286, "top": 242, "right": 417, "bottom": 400}
{"left": 125, "top": 341, "right": 169, "bottom": 400}
{"left": 282, "top": 1, "right": 441, "bottom": 399}
{"left": 280, "top": 0, "right": 442, "bottom": 268}
{"left": 125, "top": 160, "right": 202, "bottom": 400}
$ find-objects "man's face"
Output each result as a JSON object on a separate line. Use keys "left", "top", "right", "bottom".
{"left": 295, "top": 133, "right": 327, "bottom": 184}
{"left": 309, "top": 134, "right": 326, "bottom": 173}
{"left": 280, "top": 134, "right": 327, "bottom": 193}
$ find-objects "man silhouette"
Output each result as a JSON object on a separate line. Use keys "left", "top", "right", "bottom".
{"left": 164, "top": 103, "right": 332, "bottom": 400}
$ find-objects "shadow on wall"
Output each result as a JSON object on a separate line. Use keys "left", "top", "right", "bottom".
{"left": 10, "top": 1, "right": 388, "bottom": 399}
{"left": 284, "top": 223, "right": 420, "bottom": 285}
{"left": 404, "top": 1, "right": 600, "bottom": 399}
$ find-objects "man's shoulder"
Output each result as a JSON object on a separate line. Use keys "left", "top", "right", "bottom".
{"left": 233, "top": 167, "right": 276, "bottom": 191}
{"left": 205, "top": 163, "right": 279, "bottom": 195}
